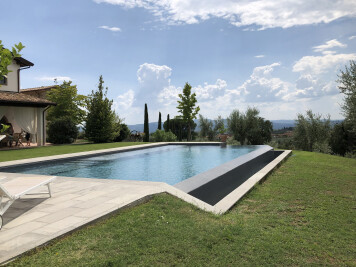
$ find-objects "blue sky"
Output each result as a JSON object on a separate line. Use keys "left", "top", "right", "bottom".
{"left": 1, "top": 0, "right": 356, "bottom": 124}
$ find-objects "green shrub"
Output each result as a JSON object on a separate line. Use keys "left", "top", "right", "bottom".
{"left": 273, "top": 138, "right": 294, "bottom": 150}
{"left": 194, "top": 136, "right": 209, "bottom": 142}
{"left": 150, "top": 130, "right": 177, "bottom": 142}
{"left": 329, "top": 122, "right": 355, "bottom": 156}
{"left": 77, "top": 130, "right": 86, "bottom": 139}
{"left": 114, "top": 124, "right": 130, "bottom": 142}
{"left": 226, "top": 136, "right": 240, "bottom": 145}
{"left": 312, "top": 142, "right": 332, "bottom": 154}
{"left": 47, "top": 117, "right": 78, "bottom": 144}
{"left": 345, "top": 151, "right": 356, "bottom": 159}
{"left": 267, "top": 140, "right": 278, "bottom": 148}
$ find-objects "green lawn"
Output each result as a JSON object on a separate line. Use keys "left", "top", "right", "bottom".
{"left": 0, "top": 142, "right": 145, "bottom": 162}
{"left": 8, "top": 150, "right": 356, "bottom": 266}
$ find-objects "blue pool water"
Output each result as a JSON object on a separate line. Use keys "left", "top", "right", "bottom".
{"left": 7, "top": 145, "right": 257, "bottom": 185}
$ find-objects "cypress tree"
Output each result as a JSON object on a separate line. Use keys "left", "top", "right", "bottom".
{"left": 158, "top": 112, "right": 162, "bottom": 130}
{"left": 166, "top": 114, "right": 170, "bottom": 132}
{"left": 144, "top": 103, "right": 149, "bottom": 142}
{"left": 171, "top": 118, "right": 175, "bottom": 136}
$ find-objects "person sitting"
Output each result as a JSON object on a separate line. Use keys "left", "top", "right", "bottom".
{"left": 25, "top": 132, "right": 31, "bottom": 146}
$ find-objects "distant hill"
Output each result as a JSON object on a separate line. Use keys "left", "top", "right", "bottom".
{"left": 271, "top": 120, "right": 295, "bottom": 130}
{"left": 127, "top": 119, "right": 343, "bottom": 133}
{"left": 128, "top": 122, "right": 159, "bottom": 133}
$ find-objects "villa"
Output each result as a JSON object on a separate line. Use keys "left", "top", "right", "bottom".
{"left": 0, "top": 57, "right": 56, "bottom": 147}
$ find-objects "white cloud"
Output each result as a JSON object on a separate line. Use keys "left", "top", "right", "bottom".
{"left": 255, "top": 55, "right": 265, "bottom": 58}
{"left": 94, "top": 0, "right": 356, "bottom": 30}
{"left": 119, "top": 63, "right": 238, "bottom": 121}
{"left": 114, "top": 89, "right": 135, "bottom": 110}
{"left": 251, "top": 62, "right": 280, "bottom": 76}
{"left": 321, "top": 50, "right": 337, "bottom": 55}
{"left": 234, "top": 61, "right": 341, "bottom": 103}
{"left": 285, "top": 75, "right": 337, "bottom": 100}
{"left": 135, "top": 63, "right": 172, "bottom": 105}
{"left": 194, "top": 79, "right": 227, "bottom": 100}
{"left": 112, "top": 89, "right": 137, "bottom": 122}
{"left": 157, "top": 78, "right": 229, "bottom": 109}
{"left": 257, "top": 94, "right": 344, "bottom": 120}
{"left": 157, "top": 85, "right": 180, "bottom": 106}
{"left": 157, "top": 79, "right": 239, "bottom": 120}
{"left": 293, "top": 53, "right": 356, "bottom": 75}
{"left": 349, "top": 35, "right": 356, "bottom": 40}
{"left": 36, "top": 76, "right": 72, "bottom": 82}
{"left": 137, "top": 63, "right": 172, "bottom": 86}
{"left": 236, "top": 62, "right": 292, "bottom": 102}
{"left": 98, "top": 25, "right": 122, "bottom": 32}
{"left": 313, "top": 39, "right": 346, "bottom": 54}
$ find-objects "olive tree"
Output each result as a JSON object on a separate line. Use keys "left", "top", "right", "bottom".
{"left": 227, "top": 109, "right": 247, "bottom": 144}
{"left": 227, "top": 107, "right": 272, "bottom": 145}
{"left": 199, "top": 114, "right": 215, "bottom": 141}
{"left": 293, "top": 110, "right": 331, "bottom": 152}
{"left": 337, "top": 60, "right": 356, "bottom": 134}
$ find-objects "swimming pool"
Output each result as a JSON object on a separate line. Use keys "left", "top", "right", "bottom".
{"left": 2, "top": 145, "right": 257, "bottom": 185}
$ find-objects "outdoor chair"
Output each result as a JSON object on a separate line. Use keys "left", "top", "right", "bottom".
{"left": 0, "top": 135, "right": 10, "bottom": 147}
{"left": 0, "top": 176, "right": 56, "bottom": 230}
{"left": 13, "top": 133, "right": 24, "bottom": 147}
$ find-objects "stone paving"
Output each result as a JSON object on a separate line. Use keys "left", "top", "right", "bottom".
{"left": 0, "top": 173, "right": 169, "bottom": 264}
{"left": 0, "top": 143, "right": 291, "bottom": 264}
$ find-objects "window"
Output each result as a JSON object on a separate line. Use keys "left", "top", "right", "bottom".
{"left": 0, "top": 76, "right": 7, "bottom": 85}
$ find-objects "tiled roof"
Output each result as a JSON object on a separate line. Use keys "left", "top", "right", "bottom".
{"left": 0, "top": 91, "right": 56, "bottom": 107}
{"left": 14, "top": 57, "right": 34, "bottom": 67}
{"left": 21, "top": 85, "right": 58, "bottom": 92}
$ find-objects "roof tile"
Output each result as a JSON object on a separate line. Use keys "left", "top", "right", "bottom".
{"left": 0, "top": 91, "right": 56, "bottom": 107}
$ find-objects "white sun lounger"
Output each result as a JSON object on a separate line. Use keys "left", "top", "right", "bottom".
{"left": 0, "top": 176, "right": 56, "bottom": 230}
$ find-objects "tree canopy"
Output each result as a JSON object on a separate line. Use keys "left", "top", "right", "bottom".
{"left": 227, "top": 107, "right": 272, "bottom": 145}
{"left": 0, "top": 41, "right": 24, "bottom": 85}
{"left": 337, "top": 60, "right": 356, "bottom": 133}
{"left": 227, "top": 109, "right": 246, "bottom": 145}
{"left": 163, "top": 116, "right": 197, "bottom": 141}
{"left": 46, "top": 81, "right": 86, "bottom": 125}
{"left": 85, "top": 75, "right": 117, "bottom": 143}
{"left": 199, "top": 114, "right": 215, "bottom": 141}
{"left": 214, "top": 115, "right": 226, "bottom": 135}
{"left": 293, "top": 110, "right": 331, "bottom": 152}
{"left": 177, "top": 82, "right": 200, "bottom": 141}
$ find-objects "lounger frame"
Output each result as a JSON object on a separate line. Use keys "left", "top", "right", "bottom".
{"left": 0, "top": 176, "right": 56, "bottom": 229}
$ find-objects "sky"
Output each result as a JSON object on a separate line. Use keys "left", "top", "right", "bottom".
{"left": 1, "top": 0, "right": 356, "bottom": 124}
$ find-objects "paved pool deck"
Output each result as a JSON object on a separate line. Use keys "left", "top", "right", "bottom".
{"left": 0, "top": 173, "right": 214, "bottom": 264}
{"left": 0, "top": 143, "right": 291, "bottom": 264}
